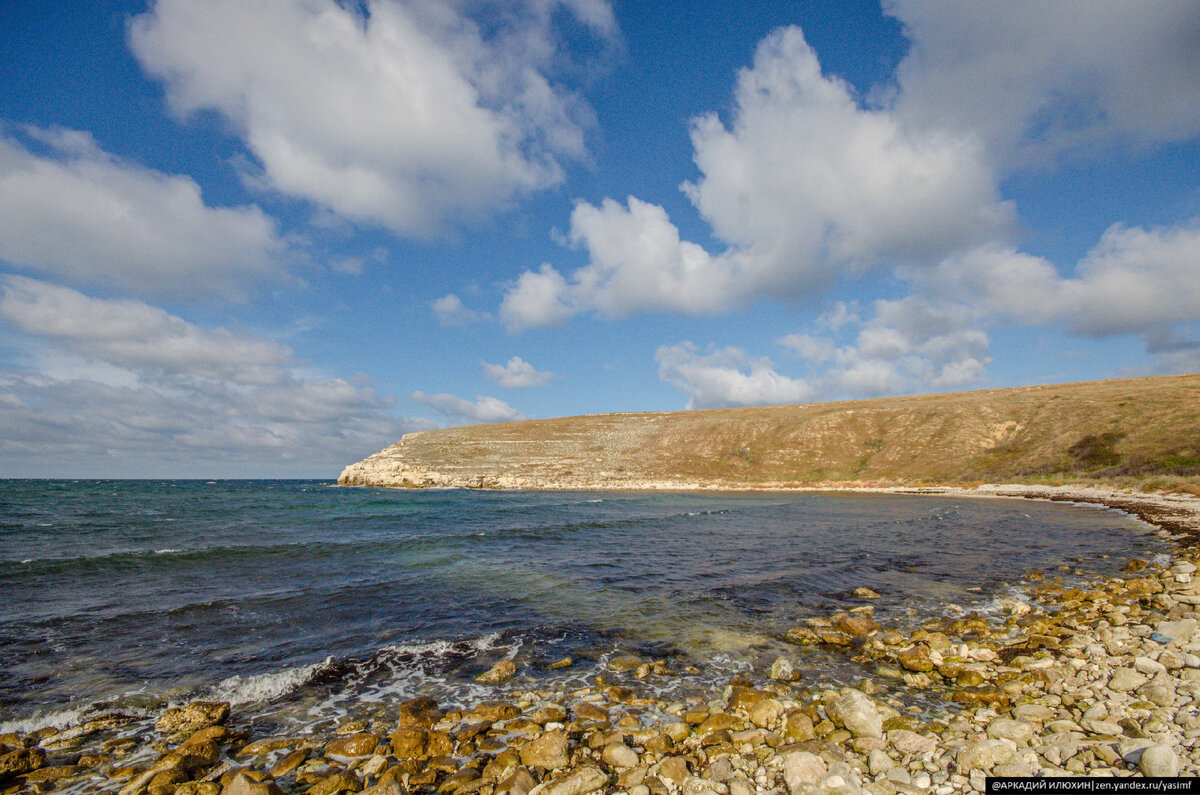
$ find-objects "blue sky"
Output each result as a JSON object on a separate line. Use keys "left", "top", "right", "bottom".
{"left": 1, "top": 0, "right": 1198, "bottom": 478}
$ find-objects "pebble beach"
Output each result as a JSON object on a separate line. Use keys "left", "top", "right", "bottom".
{"left": 4, "top": 485, "right": 1200, "bottom": 794}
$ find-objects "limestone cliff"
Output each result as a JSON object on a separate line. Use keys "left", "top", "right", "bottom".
{"left": 338, "top": 373, "right": 1200, "bottom": 489}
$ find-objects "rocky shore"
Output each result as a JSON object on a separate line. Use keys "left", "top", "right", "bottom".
{"left": 4, "top": 486, "right": 1200, "bottom": 794}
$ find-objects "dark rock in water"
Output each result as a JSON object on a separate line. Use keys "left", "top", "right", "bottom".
{"left": 396, "top": 696, "right": 441, "bottom": 729}
{"left": 897, "top": 644, "right": 934, "bottom": 672}
{"left": 476, "top": 659, "right": 517, "bottom": 684}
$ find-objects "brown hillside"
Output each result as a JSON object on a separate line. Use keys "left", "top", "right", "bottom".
{"left": 338, "top": 373, "right": 1200, "bottom": 490}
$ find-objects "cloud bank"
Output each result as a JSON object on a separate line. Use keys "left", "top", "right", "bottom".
{"left": 0, "top": 277, "right": 428, "bottom": 476}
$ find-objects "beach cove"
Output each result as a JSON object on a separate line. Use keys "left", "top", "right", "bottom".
{"left": 3, "top": 482, "right": 1200, "bottom": 793}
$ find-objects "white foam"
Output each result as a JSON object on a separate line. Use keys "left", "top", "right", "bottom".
{"left": 0, "top": 705, "right": 91, "bottom": 735}
{"left": 208, "top": 657, "right": 334, "bottom": 707}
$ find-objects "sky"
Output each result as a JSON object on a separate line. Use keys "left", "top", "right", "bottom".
{"left": 1, "top": 1, "right": 1199, "bottom": 478}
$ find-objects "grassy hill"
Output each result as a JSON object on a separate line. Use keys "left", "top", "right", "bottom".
{"left": 338, "top": 373, "right": 1200, "bottom": 492}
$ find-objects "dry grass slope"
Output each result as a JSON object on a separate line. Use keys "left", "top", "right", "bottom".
{"left": 339, "top": 373, "right": 1200, "bottom": 492}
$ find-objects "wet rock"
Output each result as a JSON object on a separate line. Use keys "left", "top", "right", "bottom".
{"left": 157, "top": 702, "right": 230, "bottom": 734}
{"left": 269, "top": 749, "right": 310, "bottom": 778}
{"left": 539, "top": 765, "right": 608, "bottom": 795}
{"left": 608, "top": 655, "right": 643, "bottom": 672}
{"left": 221, "top": 771, "right": 284, "bottom": 795}
{"left": 853, "top": 587, "right": 880, "bottom": 599}
{"left": 897, "top": 645, "right": 934, "bottom": 673}
{"left": 0, "top": 747, "right": 45, "bottom": 780}
{"left": 326, "top": 733, "right": 379, "bottom": 758}
{"left": 495, "top": 767, "right": 536, "bottom": 795}
{"left": 476, "top": 659, "right": 517, "bottom": 684}
{"left": 467, "top": 702, "right": 520, "bottom": 722}
{"left": 396, "top": 696, "right": 442, "bottom": 729}
{"left": 309, "top": 771, "right": 363, "bottom": 795}
{"left": 602, "top": 742, "right": 638, "bottom": 769}
{"left": 769, "top": 656, "right": 801, "bottom": 682}
{"left": 749, "top": 698, "right": 784, "bottom": 729}
{"left": 1140, "top": 744, "right": 1180, "bottom": 777}
{"left": 657, "top": 757, "right": 689, "bottom": 784}
{"left": 833, "top": 613, "right": 879, "bottom": 637}
{"left": 533, "top": 704, "right": 568, "bottom": 724}
{"left": 389, "top": 728, "right": 428, "bottom": 760}
{"left": 826, "top": 689, "right": 882, "bottom": 739}
{"left": 519, "top": 730, "right": 569, "bottom": 771}
{"left": 547, "top": 657, "right": 573, "bottom": 670}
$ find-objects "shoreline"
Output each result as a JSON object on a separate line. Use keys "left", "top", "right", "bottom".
{"left": 4, "top": 486, "right": 1200, "bottom": 794}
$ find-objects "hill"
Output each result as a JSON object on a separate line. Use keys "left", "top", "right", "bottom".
{"left": 338, "top": 373, "right": 1200, "bottom": 491}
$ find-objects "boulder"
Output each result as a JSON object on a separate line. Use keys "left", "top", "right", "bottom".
{"left": 956, "top": 739, "right": 1015, "bottom": 772}
{"left": 769, "top": 656, "right": 801, "bottom": 681}
{"left": 897, "top": 645, "right": 934, "bottom": 673}
{"left": 476, "top": 659, "right": 517, "bottom": 684}
{"left": 157, "top": 702, "right": 230, "bottom": 734}
{"left": 826, "top": 689, "right": 882, "bottom": 739}
{"left": 601, "top": 742, "right": 638, "bottom": 769}
{"left": 540, "top": 765, "right": 608, "bottom": 795}
{"left": 519, "top": 730, "right": 569, "bottom": 771}
{"left": 1107, "top": 668, "right": 1148, "bottom": 693}
{"left": 782, "top": 751, "right": 826, "bottom": 789}
{"left": 395, "top": 696, "right": 441, "bottom": 729}
{"left": 1139, "top": 744, "right": 1180, "bottom": 777}
{"left": 326, "top": 733, "right": 379, "bottom": 758}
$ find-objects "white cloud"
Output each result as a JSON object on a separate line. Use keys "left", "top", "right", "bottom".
{"left": 0, "top": 277, "right": 431, "bottom": 476}
{"left": 502, "top": 26, "right": 1009, "bottom": 327}
{"left": 1065, "top": 223, "right": 1200, "bottom": 337}
{"left": 499, "top": 263, "right": 574, "bottom": 331}
{"left": 129, "top": 0, "right": 616, "bottom": 238}
{"left": 432, "top": 293, "right": 488, "bottom": 326}
{"left": 655, "top": 342, "right": 814, "bottom": 410}
{"left": 0, "top": 126, "right": 285, "bottom": 298}
{"left": 888, "top": 0, "right": 1200, "bottom": 168}
{"left": 0, "top": 276, "right": 291, "bottom": 385}
{"left": 482, "top": 355, "right": 553, "bottom": 388}
{"left": 410, "top": 390, "right": 527, "bottom": 425}
{"left": 780, "top": 297, "right": 992, "bottom": 398}
{"left": 924, "top": 222, "right": 1200, "bottom": 349}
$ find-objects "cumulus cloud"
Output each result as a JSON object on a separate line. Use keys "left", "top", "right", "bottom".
{"left": 0, "top": 277, "right": 431, "bottom": 476}
{"left": 432, "top": 293, "right": 489, "bottom": 326}
{"left": 482, "top": 356, "right": 553, "bottom": 388}
{"left": 130, "top": 0, "right": 616, "bottom": 238}
{"left": 410, "top": 390, "right": 527, "bottom": 425}
{"left": 0, "top": 126, "right": 285, "bottom": 298}
{"left": 655, "top": 342, "right": 814, "bottom": 410}
{"left": 776, "top": 297, "right": 991, "bottom": 399}
{"left": 501, "top": 26, "right": 1009, "bottom": 328}
{"left": 888, "top": 0, "right": 1200, "bottom": 168}
{"left": 921, "top": 221, "right": 1200, "bottom": 355}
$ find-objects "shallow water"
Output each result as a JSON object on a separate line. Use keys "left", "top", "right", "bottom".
{"left": 0, "top": 480, "right": 1167, "bottom": 732}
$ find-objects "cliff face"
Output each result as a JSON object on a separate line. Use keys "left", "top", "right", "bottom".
{"left": 338, "top": 373, "right": 1200, "bottom": 489}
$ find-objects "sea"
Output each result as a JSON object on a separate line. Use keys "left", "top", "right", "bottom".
{"left": 0, "top": 480, "right": 1170, "bottom": 737}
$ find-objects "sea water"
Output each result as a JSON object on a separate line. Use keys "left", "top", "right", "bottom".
{"left": 0, "top": 480, "right": 1167, "bottom": 734}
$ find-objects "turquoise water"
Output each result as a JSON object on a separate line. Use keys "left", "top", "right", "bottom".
{"left": 0, "top": 480, "right": 1166, "bottom": 731}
